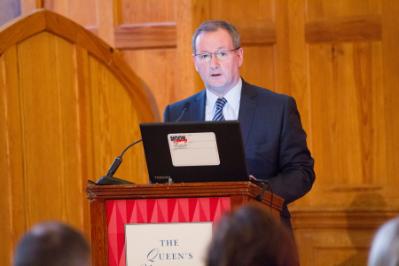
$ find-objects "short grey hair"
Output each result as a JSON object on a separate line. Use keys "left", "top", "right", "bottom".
{"left": 192, "top": 20, "right": 241, "bottom": 54}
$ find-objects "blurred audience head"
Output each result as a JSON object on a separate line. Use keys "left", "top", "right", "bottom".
{"left": 206, "top": 203, "right": 299, "bottom": 266}
{"left": 13, "top": 221, "right": 90, "bottom": 266}
{"left": 368, "top": 216, "right": 399, "bottom": 266}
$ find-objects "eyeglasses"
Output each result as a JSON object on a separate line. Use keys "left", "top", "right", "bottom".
{"left": 194, "top": 48, "right": 240, "bottom": 63}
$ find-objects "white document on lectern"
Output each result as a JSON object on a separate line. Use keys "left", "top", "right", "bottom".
{"left": 167, "top": 132, "right": 220, "bottom": 166}
{"left": 125, "top": 222, "right": 212, "bottom": 266}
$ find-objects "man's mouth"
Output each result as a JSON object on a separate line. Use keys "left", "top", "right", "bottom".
{"left": 210, "top": 73, "right": 222, "bottom": 77}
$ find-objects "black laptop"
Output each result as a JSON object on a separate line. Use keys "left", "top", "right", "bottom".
{"left": 139, "top": 121, "right": 249, "bottom": 183}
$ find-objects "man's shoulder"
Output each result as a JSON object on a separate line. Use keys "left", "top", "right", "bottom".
{"left": 243, "top": 81, "right": 292, "bottom": 103}
{"left": 167, "top": 90, "right": 205, "bottom": 109}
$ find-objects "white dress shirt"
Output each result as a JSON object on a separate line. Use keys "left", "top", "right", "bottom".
{"left": 205, "top": 79, "right": 242, "bottom": 121}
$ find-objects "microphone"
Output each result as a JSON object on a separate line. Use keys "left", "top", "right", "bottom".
{"left": 96, "top": 102, "right": 190, "bottom": 185}
{"left": 95, "top": 139, "right": 142, "bottom": 185}
{"left": 174, "top": 102, "right": 190, "bottom": 122}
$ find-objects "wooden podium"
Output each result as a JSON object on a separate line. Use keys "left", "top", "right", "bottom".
{"left": 87, "top": 181, "right": 283, "bottom": 266}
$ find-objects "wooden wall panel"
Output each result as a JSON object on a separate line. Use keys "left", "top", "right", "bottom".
{"left": 87, "top": 55, "right": 148, "bottom": 184}
{"left": 43, "top": 0, "right": 97, "bottom": 26}
{"left": 297, "top": 228, "right": 371, "bottom": 266}
{"left": 307, "top": 0, "right": 382, "bottom": 18}
{"left": 115, "top": 0, "right": 209, "bottom": 115}
{"left": 309, "top": 42, "right": 385, "bottom": 191}
{"left": 211, "top": 0, "right": 273, "bottom": 24}
{"left": 119, "top": 0, "right": 176, "bottom": 23}
{"left": 273, "top": 0, "right": 311, "bottom": 138}
{"left": 290, "top": 0, "right": 399, "bottom": 264}
{"left": 123, "top": 49, "right": 177, "bottom": 115}
{"left": 115, "top": 0, "right": 178, "bottom": 115}
{"left": 0, "top": 46, "right": 24, "bottom": 266}
{"left": 0, "top": 10, "right": 158, "bottom": 265}
{"left": 382, "top": 0, "right": 399, "bottom": 204}
{"left": 0, "top": 33, "right": 88, "bottom": 264}
{"left": 298, "top": 0, "right": 391, "bottom": 205}
{"left": 17, "top": 32, "right": 85, "bottom": 226}
{"left": 240, "top": 46, "right": 274, "bottom": 89}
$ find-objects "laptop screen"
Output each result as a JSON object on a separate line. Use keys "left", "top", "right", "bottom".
{"left": 140, "top": 121, "right": 248, "bottom": 183}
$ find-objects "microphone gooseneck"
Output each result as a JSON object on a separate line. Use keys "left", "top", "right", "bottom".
{"left": 95, "top": 139, "right": 142, "bottom": 185}
{"left": 96, "top": 102, "right": 190, "bottom": 185}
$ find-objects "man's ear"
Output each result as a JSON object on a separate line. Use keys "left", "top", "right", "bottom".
{"left": 193, "top": 55, "right": 199, "bottom": 72}
{"left": 237, "top": 47, "right": 244, "bottom": 67}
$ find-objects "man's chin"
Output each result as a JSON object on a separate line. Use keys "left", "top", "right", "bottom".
{"left": 206, "top": 85, "right": 231, "bottom": 96}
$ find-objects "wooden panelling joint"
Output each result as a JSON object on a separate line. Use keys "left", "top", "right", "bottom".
{"left": 306, "top": 15, "right": 382, "bottom": 43}
{"left": 114, "top": 22, "right": 176, "bottom": 50}
{"left": 110, "top": 20, "right": 276, "bottom": 50}
{"left": 292, "top": 209, "right": 399, "bottom": 229}
{"left": 239, "top": 21, "right": 276, "bottom": 46}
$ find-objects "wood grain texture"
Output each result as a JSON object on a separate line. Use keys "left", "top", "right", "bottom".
{"left": 87, "top": 182, "right": 283, "bottom": 211}
{"left": 306, "top": 15, "right": 382, "bottom": 43}
{"left": 43, "top": 0, "right": 97, "bottom": 26}
{"left": 119, "top": 0, "right": 176, "bottom": 23}
{"left": 20, "top": 0, "right": 42, "bottom": 15}
{"left": 0, "top": 10, "right": 160, "bottom": 121}
{"left": 114, "top": 22, "right": 177, "bottom": 49}
{"left": 123, "top": 48, "right": 177, "bottom": 116}
{"left": 293, "top": 209, "right": 397, "bottom": 266}
{"left": 0, "top": 10, "right": 159, "bottom": 265}
{"left": 382, "top": 0, "right": 399, "bottom": 202}
{"left": 0, "top": 46, "right": 23, "bottom": 266}
{"left": 306, "top": 0, "right": 382, "bottom": 19}
{"left": 96, "top": 0, "right": 116, "bottom": 46}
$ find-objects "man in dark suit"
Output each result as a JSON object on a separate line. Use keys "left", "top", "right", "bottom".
{"left": 164, "top": 20, "right": 315, "bottom": 228}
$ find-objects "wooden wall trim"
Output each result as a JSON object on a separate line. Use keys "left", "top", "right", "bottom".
{"left": 115, "top": 22, "right": 177, "bottom": 49}
{"left": 0, "top": 9, "right": 159, "bottom": 121}
{"left": 305, "top": 15, "right": 382, "bottom": 43}
{"left": 110, "top": 20, "right": 276, "bottom": 50}
{"left": 292, "top": 210, "right": 399, "bottom": 229}
{"left": 240, "top": 21, "right": 276, "bottom": 46}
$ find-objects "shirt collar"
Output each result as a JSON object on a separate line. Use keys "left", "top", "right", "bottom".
{"left": 206, "top": 78, "right": 242, "bottom": 110}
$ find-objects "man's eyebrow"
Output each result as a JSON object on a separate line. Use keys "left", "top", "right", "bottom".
{"left": 197, "top": 47, "right": 231, "bottom": 53}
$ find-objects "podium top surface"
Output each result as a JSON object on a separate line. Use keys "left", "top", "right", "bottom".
{"left": 86, "top": 181, "right": 283, "bottom": 211}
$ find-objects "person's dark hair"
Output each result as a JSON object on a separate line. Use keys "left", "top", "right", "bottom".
{"left": 206, "top": 204, "right": 299, "bottom": 266}
{"left": 192, "top": 20, "right": 241, "bottom": 53}
{"left": 13, "top": 221, "right": 90, "bottom": 266}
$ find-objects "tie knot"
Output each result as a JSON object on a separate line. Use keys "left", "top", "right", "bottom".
{"left": 215, "top": 97, "right": 227, "bottom": 109}
{"left": 213, "top": 97, "right": 227, "bottom": 121}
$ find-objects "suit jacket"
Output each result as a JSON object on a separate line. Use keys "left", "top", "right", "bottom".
{"left": 164, "top": 80, "right": 315, "bottom": 223}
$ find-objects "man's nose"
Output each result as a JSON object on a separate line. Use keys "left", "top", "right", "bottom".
{"left": 209, "top": 53, "right": 220, "bottom": 67}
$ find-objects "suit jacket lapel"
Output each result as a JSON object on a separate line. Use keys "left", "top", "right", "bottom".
{"left": 238, "top": 81, "right": 257, "bottom": 145}
{"left": 188, "top": 90, "right": 206, "bottom": 121}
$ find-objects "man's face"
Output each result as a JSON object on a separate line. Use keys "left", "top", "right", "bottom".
{"left": 193, "top": 28, "right": 243, "bottom": 96}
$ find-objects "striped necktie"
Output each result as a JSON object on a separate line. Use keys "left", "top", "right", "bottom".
{"left": 213, "top": 97, "right": 227, "bottom": 121}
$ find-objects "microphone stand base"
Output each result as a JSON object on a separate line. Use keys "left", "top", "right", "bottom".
{"left": 95, "top": 176, "right": 133, "bottom": 185}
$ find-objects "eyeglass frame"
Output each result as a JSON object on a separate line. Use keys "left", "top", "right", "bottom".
{"left": 193, "top": 47, "right": 241, "bottom": 63}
